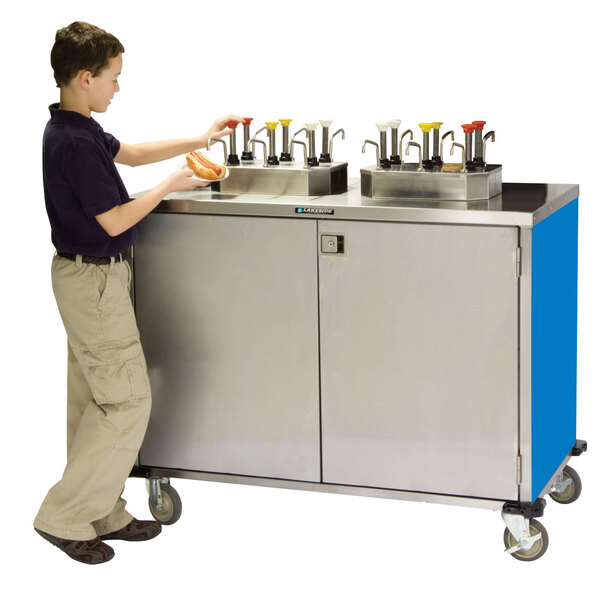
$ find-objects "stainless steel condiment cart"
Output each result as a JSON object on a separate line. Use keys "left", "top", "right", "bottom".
{"left": 130, "top": 179, "right": 585, "bottom": 561}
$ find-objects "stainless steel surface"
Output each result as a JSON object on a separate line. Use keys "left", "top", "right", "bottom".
{"left": 135, "top": 213, "right": 321, "bottom": 481}
{"left": 207, "top": 137, "right": 227, "bottom": 164}
{"left": 243, "top": 120, "right": 252, "bottom": 154}
{"left": 217, "top": 160, "right": 348, "bottom": 195}
{"left": 308, "top": 130, "right": 316, "bottom": 159}
{"left": 441, "top": 130, "right": 454, "bottom": 162}
{"left": 483, "top": 131, "right": 496, "bottom": 164}
{"left": 280, "top": 122, "right": 290, "bottom": 156}
{"left": 329, "top": 128, "right": 344, "bottom": 160}
{"left": 290, "top": 127, "right": 307, "bottom": 159}
{"left": 136, "top": 466, "right": 505, "bottom": 511}
{"left": 253, "top": 125, "right": 267, "bottom": 157}
{"left": 400, "top": 129, "right": 413, "bottom": 165}
{"left": 130, "top": 180, "right": 579, "bottom": 228}
{"left": 320, "top": 119, "right": 332, "bottom": 155}
{"left": 279, "top": 119, "right": 291, "bottom": 156}
{"left": 378, "top": 133, "right": 387, "bottom": 159}
{"left": 229, "top": 128, "right": 237, "bottom": 155}
{"left": 420, "top": 127, "right": 430, "bottom": 161}
{"left": 519, "top": 227, "right": 533, "bottom": 502}
{"left": 389, "top": 120, "right": 401, "bottom": 156}
{"left": 432, "top": 127, "right": 440, "bottom": 158}
{"left": 405, "top": 141, "right": 423, "bottom": 169}
{"left": 266, "top": 125, "right": 277, "bottom": 158}
{"left": 130, "top": 179, "right": 579, "bottom": 511}
{"left": 474, "top": 128, "right": 483, "bottom": 161}
{"left": 318, "top": 220, "right": 520, "bottom": 499}
{"left": 361, "top": 163, "right": 502, "bottom": 201}
{"left": 305, "top": 122, "right": 318, "bottom": 160}
{"left": 249, "top": 138, "right": 268, "bottom": 167}
{"left": 450, "top": 142, "right": 466, "bottom": 171}
{"left": 465, "top": 130, "right": 473, "bottom": 162}
{"left": 291, "top": 140, "right": 308, "bottom": 168}
{"left": 362, "top": 140, "right": 380, "bottom": 169}
{"left": 376, "top": 122, "right": 388, "bottom": 160}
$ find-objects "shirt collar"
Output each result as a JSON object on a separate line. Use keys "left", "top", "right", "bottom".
{"left": 48, "top": 103, "right": 102, "bottom": 134}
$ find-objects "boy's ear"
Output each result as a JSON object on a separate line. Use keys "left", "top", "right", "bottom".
{"left": 78, "top": 69, "right": 93, "bottom": 90}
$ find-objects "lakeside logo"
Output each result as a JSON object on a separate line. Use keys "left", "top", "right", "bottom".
{"left": 295, "top": 208, "right": 335, "bottom": 215}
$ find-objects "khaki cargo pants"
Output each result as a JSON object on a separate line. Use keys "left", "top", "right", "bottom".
{"left": 34, "top": 254, "right": 151, "bottom": 541}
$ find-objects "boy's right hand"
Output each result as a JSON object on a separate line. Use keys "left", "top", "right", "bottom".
{"left": 164, "top": 167, "right": 210, "bottom": 193}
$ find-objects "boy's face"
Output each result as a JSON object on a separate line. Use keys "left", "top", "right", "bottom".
{"left": 88, "top": 54, "right": 122, "bottom": 113}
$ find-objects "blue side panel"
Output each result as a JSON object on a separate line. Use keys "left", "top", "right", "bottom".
{"left": 531, "top": 198, "right": 578, "bottom": 500}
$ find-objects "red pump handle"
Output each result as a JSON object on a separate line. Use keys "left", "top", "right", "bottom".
{"left": 242, "top": 117, "right": 253, "bottom": 126}
{"left": 472, "top": 121, "right": 486, "bottom": 130}
{"left": 227, "top": 120, "right": 240, "bottom": 129}
{"left": 462, "top": 124, "right": 476, "bottom": 133}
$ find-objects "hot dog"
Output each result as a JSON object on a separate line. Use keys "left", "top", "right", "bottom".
{"left": 186, "top": 151, "right": 226, "bottom": 180}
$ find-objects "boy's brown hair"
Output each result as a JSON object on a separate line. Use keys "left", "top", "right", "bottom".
{"left": 51, "top": 21, "right": 125, "bottom": 88}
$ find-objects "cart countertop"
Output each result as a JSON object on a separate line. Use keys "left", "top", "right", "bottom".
{"left": 131, "top": 180, "right": 579, "bottom": 227}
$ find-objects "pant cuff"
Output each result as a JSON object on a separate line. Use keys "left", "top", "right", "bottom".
{"left": 33, "top": 517, "right": 98, "bottom": 542}
{"left": 93, "top": 511, "right": 134, "bottom": 536}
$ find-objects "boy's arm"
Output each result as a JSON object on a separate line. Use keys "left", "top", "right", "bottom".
{"left": 115, "top": 138, "right": 203, "bottom": 166}
{"left": 114, "top": 114, "right": 245, "bottom": 167}
{"left": 95, "top": 168, "right": 206, "bottom": 237}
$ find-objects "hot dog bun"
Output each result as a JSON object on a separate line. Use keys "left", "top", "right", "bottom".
{"left": 186, "top": 151, "right": 226, "bottom": 180}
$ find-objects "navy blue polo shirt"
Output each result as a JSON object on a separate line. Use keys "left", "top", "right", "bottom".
{"left": 43, "top": 103, "right": 136, "bottom": 256}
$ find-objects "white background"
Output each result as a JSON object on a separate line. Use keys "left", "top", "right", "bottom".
{"left": 2, "top": 0, "right": 598, "bottom": 596}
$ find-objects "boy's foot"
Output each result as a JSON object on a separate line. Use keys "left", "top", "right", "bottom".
{"left": 99, "top": 518, "right": 162, "bottom": 542}
{"left": 35, "top": 528, "right": 115, "bottom": 564}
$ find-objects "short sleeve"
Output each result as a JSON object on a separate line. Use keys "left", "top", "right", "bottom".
{"left": 63, "top": 138, "right": 122, "bottom": 218}
{"left": 104, "top": 131, "right": 121, "bottom": 158}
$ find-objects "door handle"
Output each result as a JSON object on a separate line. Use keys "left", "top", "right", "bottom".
{"left": 320, "top": 234, "right": 345, "bottom": 255}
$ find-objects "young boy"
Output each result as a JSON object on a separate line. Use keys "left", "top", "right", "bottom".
{"left": 34, "top": 21, "right": 244, "bottom": 564}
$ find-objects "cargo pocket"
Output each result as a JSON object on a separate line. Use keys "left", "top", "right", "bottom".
{"left": 79, "top": 336, "right": 150, "bottom": 405}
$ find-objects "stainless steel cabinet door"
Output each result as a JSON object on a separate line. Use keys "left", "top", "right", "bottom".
{"left": 319, "top": 221, "right": 519, "bottom": 500}
{"left": 135, "top": 213, "right": 320, "bottom": 481}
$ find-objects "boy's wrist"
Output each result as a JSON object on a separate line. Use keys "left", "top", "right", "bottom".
{"left": 198, "top": 133, "right": 209, "bottom": 149}
{"left": 156, "top": 178, "right": 173, "bottom": 197}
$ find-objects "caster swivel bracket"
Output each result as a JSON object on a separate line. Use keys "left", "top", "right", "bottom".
{"left": 148, "top": 477, "right": 170, "bottom": 512}
{"left": 502, "top": 512, "right": 542, "bottom": 554}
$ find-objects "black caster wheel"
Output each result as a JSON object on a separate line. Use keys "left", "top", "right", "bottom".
{"left": 148, "top": 483, "right": 182, "bottom": 525}
{"left": 550, "top": 465, "right": 582, "bottom": 504}
{"left": 503, "top": 519, "right": 549, "bottom": 561}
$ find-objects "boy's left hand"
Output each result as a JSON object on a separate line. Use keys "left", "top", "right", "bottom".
{"left": 205, "top": 114, "right": 246, "bottom": 141}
